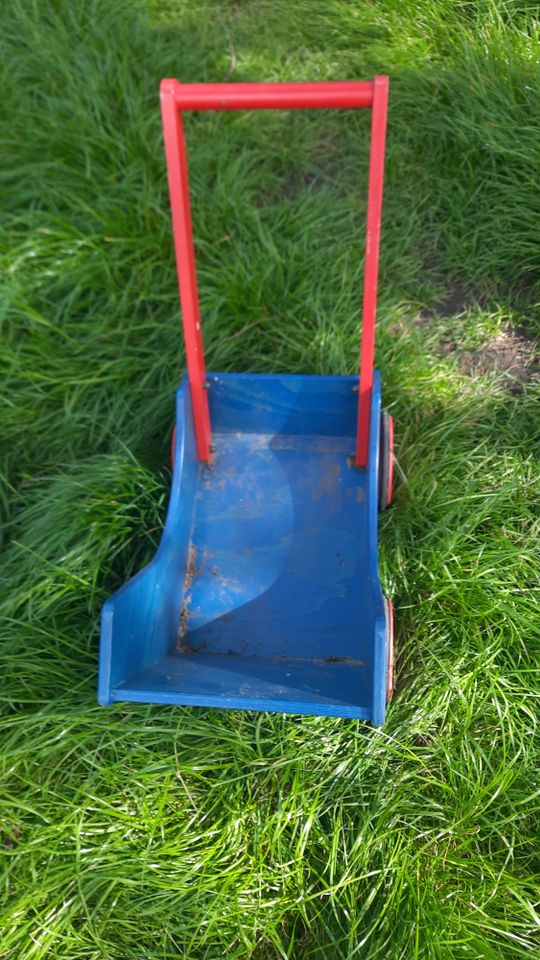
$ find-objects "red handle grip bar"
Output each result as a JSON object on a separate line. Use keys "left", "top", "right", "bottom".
{"left": 171, "top": 81, "right": 374, "bottom": 111}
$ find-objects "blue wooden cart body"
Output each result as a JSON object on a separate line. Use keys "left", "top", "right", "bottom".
{"left": 98, "top": 370, "right": 389, "bottom": 724}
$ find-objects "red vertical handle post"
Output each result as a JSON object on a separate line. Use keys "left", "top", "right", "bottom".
{"left": 160, "top": 79, "right": 212, "bottom": 462}
{"left": 355, "top": 75, "right": 389, "bottom": 468}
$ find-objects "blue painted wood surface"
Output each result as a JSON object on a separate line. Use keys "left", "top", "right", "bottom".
{"left": 98, "top": 372, "right": 388, "bottom": 723}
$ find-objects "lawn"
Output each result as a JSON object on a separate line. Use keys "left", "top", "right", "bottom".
{"left": 1, "top": 0, "right": 539, "bottom": 957}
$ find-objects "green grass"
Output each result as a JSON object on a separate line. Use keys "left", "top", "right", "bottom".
{"left": 1, "top": 0, "right": 539, "bottom": 956}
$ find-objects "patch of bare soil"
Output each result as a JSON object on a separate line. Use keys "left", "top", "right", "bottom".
{"left": 430, "top": 280, "right": 474, "bottom": 318}
{"left": 417, "top": 277, "right": 481, "bottom": 327}
{"left": 458, "top": 330, "right": 539, "bottom": 394}
{"left": 418, "top": 275, "right": 538, "bottom": 391}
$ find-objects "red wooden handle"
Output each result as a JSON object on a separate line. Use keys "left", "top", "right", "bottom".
{"left": 160, "top": 77, "right": 389, "bottom": 466}
{"left": 168, "top": 80, "right": 374, "bottom": 111}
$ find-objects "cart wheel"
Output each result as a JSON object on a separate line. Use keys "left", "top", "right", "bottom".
{"left": 378, "top": 410, "right": 394, "bottom": 511}
{"left": 384, "top": 597, "right": 394, "bottom": 702}
{"left": 171, "top": 425, "right": 177, "bottom": 470}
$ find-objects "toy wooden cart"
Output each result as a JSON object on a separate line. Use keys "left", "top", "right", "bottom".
{"left": 98, "top": 77, "right": 395, "bottom": 724}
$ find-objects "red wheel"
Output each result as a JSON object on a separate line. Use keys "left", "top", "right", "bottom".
{"left": 384, "top": 597, "right": 394, "bottom": 702}
{"left": 171, "top": 425, "right": 177, "bottom": 470}
{"left": 378, "top": 410, "right": 394, "bottom": 511}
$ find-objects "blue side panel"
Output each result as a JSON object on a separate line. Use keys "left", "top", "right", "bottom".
{"left": 367, "top": 376, "right": 387, "bottom": 726}
{"left": 113, "top": 654, "right": 371, "bottom": 720}
{"left": 97, "top": 383, "right": 198, "bottom": 704}
{"left": 207, "top": 372, "right": 358, "bottom": 437}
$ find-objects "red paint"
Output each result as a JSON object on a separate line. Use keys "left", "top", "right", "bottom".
{"left": 173, "top": 81, "right": 373, "bottom": 111}
{"left": 160, "top": 77, "right": 388, "bottom": 465}
{"left": 160, "top": 80, "right": 212, "bottom": 462}
{"left": 355, "top": 76, "right": 389, "bottom": 467}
